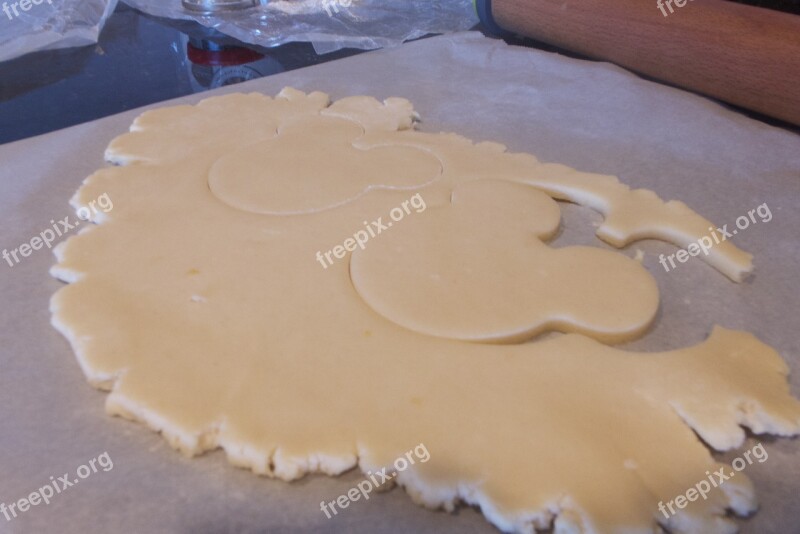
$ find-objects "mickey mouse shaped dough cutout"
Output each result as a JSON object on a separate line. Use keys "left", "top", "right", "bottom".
{"left": 351, "top": 179, "right": 659, "bottom": 344}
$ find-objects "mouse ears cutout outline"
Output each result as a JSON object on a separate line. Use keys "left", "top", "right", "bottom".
{"left": 208, "top": 114, "right": 443, "bottom": 215}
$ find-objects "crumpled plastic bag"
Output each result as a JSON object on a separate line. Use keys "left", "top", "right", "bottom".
{"left": 0, "top": 0, "right": 118, "bottom": 63}
{"left": 122, "top": 0, "right": 478, "bottom": 54}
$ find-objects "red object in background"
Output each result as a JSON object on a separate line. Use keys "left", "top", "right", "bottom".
{"left": 187, "top": 43, "right": 264, "bottom": 67}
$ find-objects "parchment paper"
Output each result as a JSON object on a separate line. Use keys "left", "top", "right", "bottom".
{"left": 0, "top": 32, "right": 798, "bottom": 533}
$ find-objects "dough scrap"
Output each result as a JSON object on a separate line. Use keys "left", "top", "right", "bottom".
{"left": 51, "top": 88, "right": 800, "bottom": 534}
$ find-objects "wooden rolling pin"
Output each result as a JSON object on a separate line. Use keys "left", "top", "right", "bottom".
{"left": 478, "top": 0, "right": 800, "bottom": 125}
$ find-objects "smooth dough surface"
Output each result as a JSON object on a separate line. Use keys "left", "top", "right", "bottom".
{"left": 51, "top": 89, "right": 800, "bottom": 534}
{"left": 351, "top": 178, "right": 660, "bottom": 344}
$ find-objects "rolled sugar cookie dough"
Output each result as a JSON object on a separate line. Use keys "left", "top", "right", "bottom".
{"left": 51, "top": 88, "right": 800, "bottom": 534}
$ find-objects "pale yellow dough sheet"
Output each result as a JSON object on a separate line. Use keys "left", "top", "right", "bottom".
{"left": 50, "top": 88, "right": 800, "bottom": 534}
